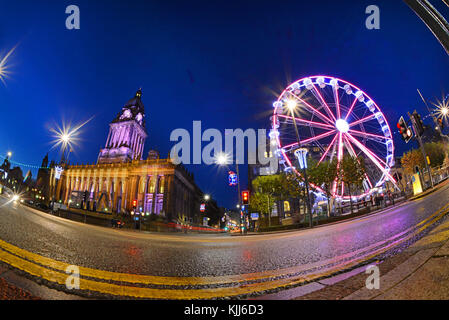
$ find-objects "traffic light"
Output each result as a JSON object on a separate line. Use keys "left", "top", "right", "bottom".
{"left": 83, "top": 191, "right": 88, "bottom": 203}
{"left": 412, "top": 111, "right": 425, "bottom": 136}
{"left": 396, "top": 116, "right": 413, "bottom": 143}
{"left": 438, "top": 118, "right": 444, "bottom": 130}
{"left": 132, "top": 199, "right": 137, "bottom": 209}
{"left": 242, "top": 191, "right": 249, "bottom": 205}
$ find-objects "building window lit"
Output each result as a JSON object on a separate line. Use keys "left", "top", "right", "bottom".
{"left": 284, "top": 201, "right": 291, "bottom": 212}
{"left": 149, "top": 176, "right": 156, "bottom": 193}
{"left": 158, "top": 176, "right": 165, "bottom": 194}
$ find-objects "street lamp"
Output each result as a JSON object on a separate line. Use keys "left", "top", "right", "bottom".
{"left": 287, "top": 99, "right": 314, "bottom": 228}
{"left": 204, "top": 194, "right": 210, "bottom": 201}
{"left": 7, "top": 151, "right": 12, "bottom": 158}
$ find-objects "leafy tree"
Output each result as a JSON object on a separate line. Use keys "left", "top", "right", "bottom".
{"left": 401, "top": 142, "right": 448, "bottom": 182}
{"left": 339, "top": 155, "right": 366, "bottom": 214}
{"left": 307, "top": 158, "right": 338, "bottom": 216}
{"left": 424, "top": 142, "right": 447, "bottom": 168}
{"left": 280, "top": 171, "right": 306, "bottom": 222}
{"left": 401, "top": 149, "right": 424, "bottom": 175}
{"left": 251, "top": 175, "right": 286, "bottom": 227}
{"left": 250, "top": 192, "right": 270, "bottom": 225}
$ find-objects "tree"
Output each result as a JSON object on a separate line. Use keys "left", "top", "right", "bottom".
{"left": 424, "top": 142, "right": 447, "bottom": 168}
{"left": 307, "top": 158, "right": 338, "bottom": 217}
{"left": 339, "top": 155, "right": 366, "bottom": 215}
{"left": 401, "top": 149, "right": 424, "bottom": 175}
{"left": 251, "top": 175, "right": 285, "bottom": 227}
{"left": 280, "top": 171, "right": 305, "bottom": 222}
{"left": 250, "top": 192, "right": 270, "bottom": 225}
{"left": 401, "top": 142, "right": 447, "bottom": 176}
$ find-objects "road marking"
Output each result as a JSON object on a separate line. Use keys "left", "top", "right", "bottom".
{"left": 0, "top": 199, "right": 447, "bottom": 298}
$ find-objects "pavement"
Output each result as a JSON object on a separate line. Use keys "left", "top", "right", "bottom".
{"left": 264, "top": 204, "right": 449, "bottom": 300}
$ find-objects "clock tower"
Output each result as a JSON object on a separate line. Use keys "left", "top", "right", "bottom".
{"left": 97, "top": 89, "right": 148, "bottom": 164}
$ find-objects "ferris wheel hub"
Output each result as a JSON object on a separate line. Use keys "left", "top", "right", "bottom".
{"left": 335, "top": 119, "right": 349, "bottom": 133}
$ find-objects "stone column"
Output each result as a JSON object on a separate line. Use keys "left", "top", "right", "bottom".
{"left": 163, "top": 175, "right": 174, "bottom": 220}
{"left": 152, "top": 175, "right": 159, "bottom": 214}
{"left": 143, "top": 175, "right": 149, "bottom": 214}
{"left": 112, "top": 177, "right": 119, "bottom": 213}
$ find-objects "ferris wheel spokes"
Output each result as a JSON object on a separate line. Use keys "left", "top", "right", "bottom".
{"left": 347, "top": 129, "right": 391, "bottom": 141}
{"left": 344, "top": 96, "right": 359, "bottom": 121}
{"left": 349, "top": 113, "right": 377, "bottom": 128}
{"left": 346, "top": 133, "right": 396, "bottom": 183}
{"left": 343, "top": 134, "right": 373, "bottom": 191}
{"left": 318, "top": 133, "right": 339, "bottom": 165}
{"left": 282, "top": 130, "right": 337, "bottom": 150}
{"left": 310, "top": 83, "right": 337, "bottom": 122}
{"left": 289, "top": 91, "right": 334, "bottom": 125}
{"left": 277, "top": 115, "right": 334, "bottom": 130}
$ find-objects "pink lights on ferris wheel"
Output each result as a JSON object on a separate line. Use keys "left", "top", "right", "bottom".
{"left": 272, "top": 75, "right": 396, "bottom": 200}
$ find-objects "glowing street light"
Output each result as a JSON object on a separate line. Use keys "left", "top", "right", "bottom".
{"left": 7, "top": 151, "right": 12, "bottom": 158}
{"left": 0, "top": 45, "right": 17, "bottom": 86}
{"left": 50, "top": 116, "right": 93, "bottom": 163}
{"left": 430, "top": 94, "right": 449, "bottom": 131}
{"left": 61, "top": 133, "right": 70, "bottom": 144}
{"left": 214, "top": 152, "right": 230, "bottom": 166}
{"left": 204, "top": 194, "right": 210, "bottom": 201}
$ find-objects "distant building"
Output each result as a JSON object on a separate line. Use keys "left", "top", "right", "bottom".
{"left": 35, "top": 153, "right": 52, "bottom": 202}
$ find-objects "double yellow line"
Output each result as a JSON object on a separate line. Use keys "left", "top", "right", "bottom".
{"left": 0, "top": 200, "right": 448, "bottom": 299}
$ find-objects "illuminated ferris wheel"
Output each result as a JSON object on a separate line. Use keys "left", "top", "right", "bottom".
{"left": 271, "top": 76, "right": 397, "bottom": 200}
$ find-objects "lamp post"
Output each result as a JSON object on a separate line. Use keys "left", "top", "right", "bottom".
{"left": 294, "top": 148, "right": 313, "bottom": 228}
{"left": 287, "top": 99, "right": 313, "bottom": 228}
{"left": 52, "top": 133, "right": 71, "bottom": 209}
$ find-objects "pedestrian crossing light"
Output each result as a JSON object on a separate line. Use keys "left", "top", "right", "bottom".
{"left": 242, "top": 191, "right": 249, "bottom": 205}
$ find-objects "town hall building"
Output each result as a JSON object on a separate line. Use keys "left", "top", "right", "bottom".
{"left": 50, "top": 89, "right": 204, "bottom": 224}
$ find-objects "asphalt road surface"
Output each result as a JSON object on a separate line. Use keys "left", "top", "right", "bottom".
{"left": 0, "top": 184, "right": 448, "bottom": 281}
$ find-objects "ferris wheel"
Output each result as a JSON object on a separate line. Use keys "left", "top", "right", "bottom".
{"left": 270, "top": 76, "right": 397, "bottom": 200}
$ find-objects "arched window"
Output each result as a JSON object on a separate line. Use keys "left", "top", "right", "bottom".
{"left": 156, "top": 198, "right": 163, "bottom": 214}
{"left": 158, "top": 176, "right": 165, "bottom": 194}
{"left": 149, "top": 176, "right": 156, "bottom": 193}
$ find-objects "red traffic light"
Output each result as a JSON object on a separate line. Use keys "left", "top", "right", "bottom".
{"left": 397, "top": 116, "right": 412, "bottom": 143}
{"left": 132, "top": 199, "right": 137, "bottom": 207}
{"left": 242, "top": 191, "right": 249, "bottom": 205}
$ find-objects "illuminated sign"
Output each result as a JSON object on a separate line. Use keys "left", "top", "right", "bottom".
{"left": 412, "top": 174, "right": 423, "bottom": 195}
{"left": 250, "top": 213, "right": 259, "bottom": 220}
{"left": 228, "top": 171, "right": 238, "bottom": 186}
{"left": 200, "top": 203, "right": 206, "bottom": 212}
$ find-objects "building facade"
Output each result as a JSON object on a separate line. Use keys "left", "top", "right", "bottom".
{"left": 50, "top": 89, "right": 204, "bottom": 224}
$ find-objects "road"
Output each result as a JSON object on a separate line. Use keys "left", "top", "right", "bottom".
{"left": 0, "top": 183, "right": 449, "bottom": 299}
